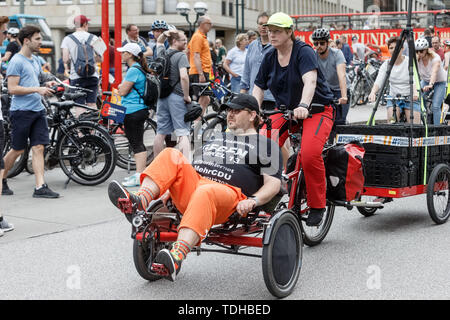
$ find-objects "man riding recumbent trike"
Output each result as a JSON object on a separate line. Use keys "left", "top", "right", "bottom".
{"left": 107, "top": 94, "right": 368, "bottom": 298}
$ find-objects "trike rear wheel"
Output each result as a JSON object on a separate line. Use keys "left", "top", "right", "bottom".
{"left": 262, "top": 210, "right": 303, "bottom": 298}
{"left": 133, "top": 237, "right": 162, "bottom": 282}
{"left": 300, "top": 204, "right": 335, "bottom": 247}
{"left": 427, "top": 163, "right": 450, "bottom": 224}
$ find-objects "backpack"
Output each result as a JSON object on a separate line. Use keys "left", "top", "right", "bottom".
{"left": 325, "top": 142, "right": 365, "bottom": 202}
{"left": 69, "top": 34, "right": 96, "bottom": 78}
{"left": 132, "top": 65, "right": 160, "bottom": 110}
{"left": 156, "top": 50, "right": 180, "bottom": 98}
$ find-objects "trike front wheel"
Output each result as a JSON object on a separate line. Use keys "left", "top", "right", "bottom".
{"left": 262, "top": 210, "right": 303, "bottom": 298}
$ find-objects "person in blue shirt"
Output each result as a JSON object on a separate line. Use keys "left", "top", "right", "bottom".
{"left": 337, "top": 35, "right": 353, "bottom": 65}
{"left": 240, "top": 12, "right": 275, "bottom": 111}
{"left": 117, "top": 43, "right": 151, "bottom": 187}
{"left": 4, "top": 26, "right": 59, "bottom": 199}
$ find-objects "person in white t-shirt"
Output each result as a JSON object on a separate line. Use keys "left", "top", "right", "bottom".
{"left": 416, "top": 38, "right": 447, "bottom": 125}
{"left": 223, "top": 33, "right": 248, "bottom": 93}
{"left": 369, "top": 37, "right": 421, "bottom": 124}
{"left": 61, "top": 15, "right": 104, "bottom": 117}
{"left": 351, "top": 36, "right": 369, "bottom": 61}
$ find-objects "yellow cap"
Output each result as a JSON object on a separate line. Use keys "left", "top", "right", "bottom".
{"left": 264, "top": 12, "right": 294, "bottom": 28}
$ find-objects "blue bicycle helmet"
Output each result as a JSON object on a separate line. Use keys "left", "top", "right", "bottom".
{"left": 152, "top": 20, "right": 169, "bottom": 31}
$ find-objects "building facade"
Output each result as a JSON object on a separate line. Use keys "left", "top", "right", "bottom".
{"left": 1, "top": 0, "right": 365, "bottom": 59}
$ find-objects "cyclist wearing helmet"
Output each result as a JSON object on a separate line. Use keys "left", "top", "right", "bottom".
{"left": 1, "top": 28, "right": 20, "bottom": 63}
{"left": 416, "top": 37, "right": 447, "bottom": 125}
{"left": 123, "top": 24, "right": 153, "bottom": 58}
{"left": 312, "top": 27, "right": 349, "bottom": 127}
{"left": 150, "top": 20, "right": 170, "bottom": 58}
{"left": 253, "top": 12, "right": 334, "bottom": 227}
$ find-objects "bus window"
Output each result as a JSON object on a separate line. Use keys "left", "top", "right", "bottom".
{"left": 19, "top": 17, "right": 53, "bottom": 42}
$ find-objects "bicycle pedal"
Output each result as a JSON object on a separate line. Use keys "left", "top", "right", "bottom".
{"left": 118, "top": 198, "right": 134, "bottom": 214}
{"left": 151, "top": 263, "right": 170, "bottom": 276}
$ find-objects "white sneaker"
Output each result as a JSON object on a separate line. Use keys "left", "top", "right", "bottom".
{"left": 0, "top": 218, "right": 14, "bottom": 232}
{"left": 122, "top": 173, "right": 140, "bottom": 187}
{"left": 0, "top": 228, "right": 4, "bottom": 237}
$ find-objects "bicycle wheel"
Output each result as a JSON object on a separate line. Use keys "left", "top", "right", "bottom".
{"left": 356, "top": 195, "right": 379, "bottom": 217}
{"left": 262, "top": 210, "right": 303, "bottom": 298}
{"left": 427, "top": 163, "right": 450, "bottom": 224}
{"left": 115, "top": 119, "right": 157, "bottom": 170}
{"left": 202, "top": 115, "right": 227, "bottom": 142}
{"left": 58, "top": 122, "right": 117, "bottom": 186}
{"left": 295, "top": 172, "right": 335, "bottom": 247}
{"left": 3, "top": 133, "right": 27, "bottom": 179}
{"left": 133, "top": 201, "right": 172, "bottom": 282}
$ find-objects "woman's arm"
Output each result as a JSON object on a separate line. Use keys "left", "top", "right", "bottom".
{"left": 118, "top": 81, "right": 134, "bottom": 97}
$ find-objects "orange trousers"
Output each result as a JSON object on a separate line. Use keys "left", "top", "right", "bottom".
{"left": 141, "top": 148, "right": 247, "bottom": 240}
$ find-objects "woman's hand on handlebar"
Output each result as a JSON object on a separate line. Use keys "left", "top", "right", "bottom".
{"left": 368, "top": 92, "right": 377, "bottom": 103}
{"left": 293, "top": 106, "right": 310, "bottom": 120}
{"left": 423, "top": 84, "right": 433, "bottom": 92}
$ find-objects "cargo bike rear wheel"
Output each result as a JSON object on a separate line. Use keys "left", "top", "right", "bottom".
{"left": 427, "top": 163, "right": 450, "bottom": 224}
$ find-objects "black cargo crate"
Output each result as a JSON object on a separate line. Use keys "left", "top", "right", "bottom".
{"left": 335, "top": 124, "right": 450, "bottom": 188}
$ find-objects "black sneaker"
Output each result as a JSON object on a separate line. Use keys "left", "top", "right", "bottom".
{"left": 2, "top": 179, "right": 13, "bottom": 196}
{"left": 33, "top": 184, "right": 60, "bottom": 199}
{"left": 305, "top": 208, "right": 325, "bottom": 227}
{"left": 153, "top": 249, "right": 182, "bottom": 282}
{"left": 108, "top": 180, "right": 145, "bottom": 222}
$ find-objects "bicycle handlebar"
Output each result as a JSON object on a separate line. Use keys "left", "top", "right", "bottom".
{"left": 261, "top": 103, "right": 326, "bottom": 118}
{"left": 50, "top": 101, "right": 98, "bottom": 112}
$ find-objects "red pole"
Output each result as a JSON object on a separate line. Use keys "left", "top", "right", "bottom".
{"left": 114, "top": 0, "right": 122, "bottom": 89}
{"left": 101, "top": 0, "right": 110, "bottom": 93}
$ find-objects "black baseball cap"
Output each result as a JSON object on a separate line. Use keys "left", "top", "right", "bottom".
{"left": 221, "top": 93, "right": 260, "bottom": 114}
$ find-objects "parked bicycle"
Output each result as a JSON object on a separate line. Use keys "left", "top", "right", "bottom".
{"left": 349, "top": 58, "right": 381, "bottom": 108}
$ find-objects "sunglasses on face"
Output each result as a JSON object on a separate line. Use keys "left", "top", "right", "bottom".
{"left": 313, "top": 41, "right": 328, "bottom": 46}
{"left": 2, "top": 30, "right": 7, "bottom": 35}
{"left": 226, "top": 108, "right": 251, "bottom": 114}
{"left": 417, "top": 49, "right": 426, "bottom": 53}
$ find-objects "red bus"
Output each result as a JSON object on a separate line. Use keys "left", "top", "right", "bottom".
{"left": 292, "top": 10, "right": 450, "bottom": 47}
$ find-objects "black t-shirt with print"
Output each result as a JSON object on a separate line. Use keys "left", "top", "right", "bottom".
{"left": 254, "top": 40, "right": 334, "bottom": 109}
{"left": 192, "top": 132, "right": 282, "bottom": 196}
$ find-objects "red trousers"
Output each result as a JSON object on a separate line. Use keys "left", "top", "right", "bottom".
{"left": 260, "top": 106, "right": 334, "bottom": 209}
{"left": 140, "top": 148, "right": 247, "bottom": 241}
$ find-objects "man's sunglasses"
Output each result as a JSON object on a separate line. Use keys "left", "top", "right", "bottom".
{"left": 2, "top": 30, "right": 7, "bottom": 35}
{"left": 226, "top": 108, "right": 252, "bottom": 114}
{"left": 313, "top": 41, "right": 328, "bottom": 46}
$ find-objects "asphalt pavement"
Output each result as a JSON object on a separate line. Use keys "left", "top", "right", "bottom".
{"left": 9, "top": 103, "right": 450, "bottom": 301}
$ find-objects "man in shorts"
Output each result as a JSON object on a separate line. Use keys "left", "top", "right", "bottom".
{"left": 0, "top": 16, "right": 15, "bottom": 236}
{"left": 187, "top": 16, "right": 213, "bottom": 116}
{"left": 4, "top": 26, "right": 60, "bottom": 199}
{"left": 153, "top": 30, "right": 191, "bottom": 159}
{"left": 61, "top": 15, "right": 103, "bottom": 117}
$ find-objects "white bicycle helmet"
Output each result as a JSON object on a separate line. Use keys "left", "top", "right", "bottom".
{"left": 415, "top": 38, "right": 429, "bottom": 50}
{"left": 444, "top": 39, "right": 450, "bottom": 46}
{"left": 7, "top": 27, "right": 19, "bottom": 36}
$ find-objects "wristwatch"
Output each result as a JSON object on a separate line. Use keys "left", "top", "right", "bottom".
{"left": 248, "top": 196, "right": 259, "bottom": 207}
